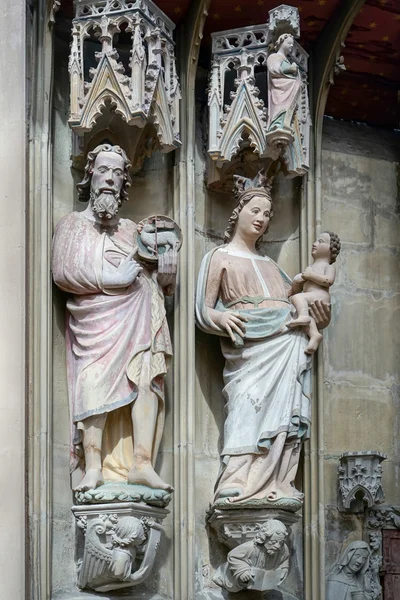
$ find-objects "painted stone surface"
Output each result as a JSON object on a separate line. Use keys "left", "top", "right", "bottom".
{"left": 196, "top": 172, "right": 325, "bottom": 508}
{"left": 52, "top": 144, "right": 178, "bottom": 496}
{"left": 288, "top": 231, "right": 340, "bottom": 354}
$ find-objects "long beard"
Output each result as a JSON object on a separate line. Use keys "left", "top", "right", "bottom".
{"left": 90, "top": 190, "right": 121, "bottom": 220}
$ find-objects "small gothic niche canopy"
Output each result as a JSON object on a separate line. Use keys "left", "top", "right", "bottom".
{"left": 207, "top": 4, "right": 310, "bottom": 188}
{"left": 338, "top": 451, "right": 387, "bottom": 514}
{"left": 68, "top": 0, "right": 181, "bottom": 155}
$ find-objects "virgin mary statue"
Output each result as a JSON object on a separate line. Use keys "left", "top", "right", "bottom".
{"left": 196, "top": 173, "right": 327, "bottom": 506}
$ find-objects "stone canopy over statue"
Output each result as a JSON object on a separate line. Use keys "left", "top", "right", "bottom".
{"left": 52, "top": 144, "right": 180, "bottom": 499}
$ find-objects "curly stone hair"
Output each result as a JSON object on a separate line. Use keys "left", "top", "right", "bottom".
{"left": 274, "top": 33, "right": 294, "bottom": 52}
{"left": 324, "top": 231, "right": 341, "bottom": 264}
{"left": 254, "top": 519, "right": 287, "bottom": 545}
{"left": 223, "top": 172, "right": 274, "bottom": 250}
{"left": 76, "top": 144, "right": 132, "bottom": 203}
{"left": 111, "top": 517, "right": 146, "bottom": 548}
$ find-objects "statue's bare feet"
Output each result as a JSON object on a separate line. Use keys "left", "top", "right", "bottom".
{"left": 74, "top": 468, "right": 104, "bottom": 492}
{"left": 128, "top": 463, "right": 173, "bottom": 492}
{"left": 287, "top": 316, "right": 311, "bottom": 328}
{"left": 305, "top": 332, "right": 323, "bottom": 355}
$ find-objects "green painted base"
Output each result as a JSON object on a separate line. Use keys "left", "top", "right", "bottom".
{"left": 74, "top": 481, "right": 172, "bottom": 508}
{"left": 212, "top": 496, "right": 303, "bottom": 513}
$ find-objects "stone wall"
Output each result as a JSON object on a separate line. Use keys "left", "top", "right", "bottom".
{"left": 321, "top": 118, "right": 400, "bottom": 573}
{"left": 0, "top": 2, "right": 26, "bottom": 598}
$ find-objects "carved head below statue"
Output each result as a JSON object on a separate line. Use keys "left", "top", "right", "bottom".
{"left": 77, "top": 144, "right": 132, "bottom": 220}
{"left": 224, "top": 171, "right": 274, "bottom": 249}
{"left": 254, "top": 519, "right": 288, "bottom": 555}
{"left": 111, "top": 516, "right": 146, "bottom": 549}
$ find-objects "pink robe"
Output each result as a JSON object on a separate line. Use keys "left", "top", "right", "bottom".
{"left": 267, "top": 52, "right": 301, "bottom": 129}
{"left": 52, "top": 212, "right": 172, "bottom": 475}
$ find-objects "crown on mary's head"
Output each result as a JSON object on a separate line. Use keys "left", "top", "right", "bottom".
{"left": 232, "top": 170, "right": 273, "bottom": 201}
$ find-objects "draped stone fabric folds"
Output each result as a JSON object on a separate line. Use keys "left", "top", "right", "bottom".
{"left": 52, "top": 212, "right": 172, "bottom": 477}
{"left": 196, "top": 247, "right": 312, "bottom": 503}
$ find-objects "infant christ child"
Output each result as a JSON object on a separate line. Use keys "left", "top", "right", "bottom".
{"left": 288, "top": 231, "right": 341, "bottom": 355}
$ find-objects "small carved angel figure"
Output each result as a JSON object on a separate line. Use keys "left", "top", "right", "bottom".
{"left": 288, "top": 231, "right": 341, "bottom": 354}
{"left": 77, "top": 516, "right": 160, "bottom": 593}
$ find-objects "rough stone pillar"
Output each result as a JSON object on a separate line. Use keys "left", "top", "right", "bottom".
{"left": 0, "top": 1, "right": 26, "bottom": 598}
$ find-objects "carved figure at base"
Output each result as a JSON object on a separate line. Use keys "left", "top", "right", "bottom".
{"left": 288, "top": 232, "right": 341, "bottom": 354}
{"left": 52, "top": 144, "right": 178, "bottom": 494}
{"left": 196, "top": 172, "right": 331, "bottom": 506}
{"left": 213, "top": 519, "right": 289, "bottom": 593}
{"left": 77, "top": 515, "right": 161, "bottom": 592}
{"left": 327, "top": 541, "right": 373, "bottom": 600}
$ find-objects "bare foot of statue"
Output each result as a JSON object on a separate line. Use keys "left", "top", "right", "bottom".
{"left": 74, "top": 468, "right": 104, "bottom": 492}
{"left": 305, "top": 332, "right": 323, "bottom": 355}
{"left": 287, "top": 315, "right": 311, "bottom": 328}
{"left": 128, "top": 462, "right": 174, "bottom": 492}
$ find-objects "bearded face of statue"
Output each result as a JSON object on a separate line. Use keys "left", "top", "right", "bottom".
{"left": 264, "top": 532, "right": 285, "bottom": 555}
{"left": 90, "top": 151, "right": 126, "bottom": 220}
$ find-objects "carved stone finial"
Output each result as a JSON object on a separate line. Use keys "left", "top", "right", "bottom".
{"left": 68, "top": 0, "right": 181, "bottom": 154}
{"left": 338, "top": 451, "right": 387, "bottom": 513}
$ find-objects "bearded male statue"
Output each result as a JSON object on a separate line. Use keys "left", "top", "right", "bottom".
{"left": 52, "top": 144, "right": 176, "bottom": 493}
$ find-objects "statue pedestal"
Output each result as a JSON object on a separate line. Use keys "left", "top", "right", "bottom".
{"left": 72, "top": 501, "right": 169, "bottom": 593}
{"left": 208, "top": 506, "right": 303, "bottom": 598}
{"left": 208, "top": 505, "right": 300, "bottom": 549}
{"left": 74, "top": 481, "right": 172, "bottom": 508}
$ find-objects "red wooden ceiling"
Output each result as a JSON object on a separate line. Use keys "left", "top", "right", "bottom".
{"left": 59, "top": 0, "right": 400, "bottom": 128}
{"left": 157, "top": 0, "right": 400, "bottom": 129}
{"left": 325, "top": 0, "right": 400, "bottom": 128}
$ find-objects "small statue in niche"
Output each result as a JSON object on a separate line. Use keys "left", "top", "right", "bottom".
{"left": 213, "top": 519, "right": 289, "bottom": 593}
{"left": 288, "top": 232, "right": 341, "bottom": 354}
{"left": 52, "top": 144, "right": 179, "bottom": 495}
{"left": 77, "top": 514, "right": 161, "bottom": 592}
{"left": 196, "top": 172, "right": 331, "bottom": 506}
{"left": 266, "top": 33, "right": 301, "bottom": 134}
{"left": 327, "top": 541, "right": 373, "bottom": 600}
